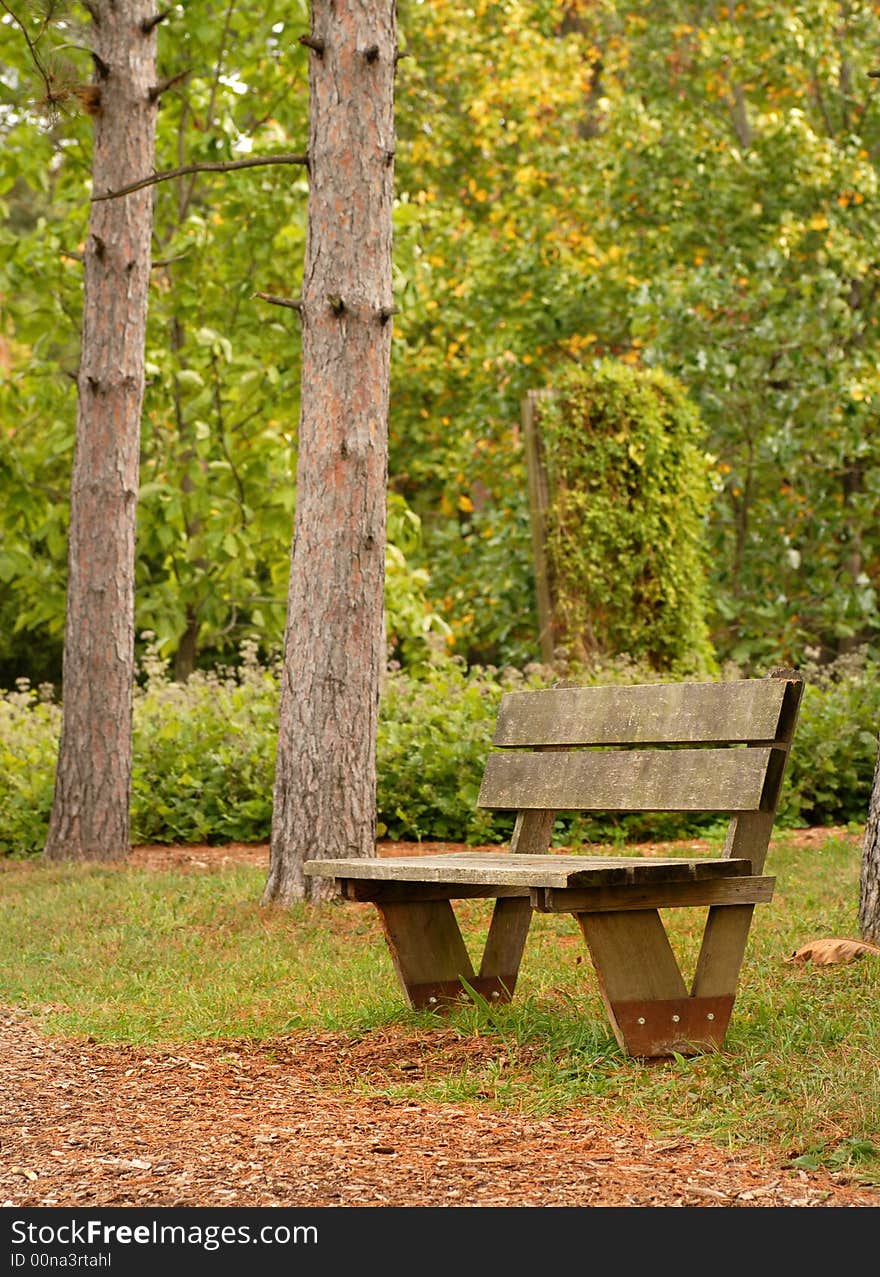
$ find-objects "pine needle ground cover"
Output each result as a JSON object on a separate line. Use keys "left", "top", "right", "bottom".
{"left": 1, "top": 831, "right": 877, "bottom": 1181}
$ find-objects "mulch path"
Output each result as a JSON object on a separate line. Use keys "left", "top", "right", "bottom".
{"left": 2, "top": 1011, "right": 877, "bottom": 1209}
{"left": 2, "top": 829, "right": 876, "bottom": 1209}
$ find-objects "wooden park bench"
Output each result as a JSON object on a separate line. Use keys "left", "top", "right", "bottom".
{"left": 305, "top": 672, "right": 803, "bottom": 1058}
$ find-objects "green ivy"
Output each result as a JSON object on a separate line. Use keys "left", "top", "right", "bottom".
{"left": 540, "top": 361, "right": 717, "bottom": 676}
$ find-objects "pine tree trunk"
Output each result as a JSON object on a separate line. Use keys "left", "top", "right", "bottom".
{"left": 43, "top": 3, "right": 158, "bottom": 862}
{"left": 859, "top": 739, "right": 880, "bottom": 944}
{"left": 262, "top": 0, "right": 395, "bottom": 904}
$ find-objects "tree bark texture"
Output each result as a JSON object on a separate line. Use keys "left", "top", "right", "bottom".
{"left": 859, "top": 738, "right": 880, "bottom": 944}
{"left": 43, "top": 3, "right": 158, "bottom": 862}
{"left": 263, "top": 0, "right": 395, "bottom": 904}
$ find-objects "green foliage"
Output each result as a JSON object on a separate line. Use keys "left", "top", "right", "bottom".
{"left": 390, "top": 0, "right": 880, "bottom": 671}
{"left": 129, "top": 640, "right": 280, "bottom": 846}
{"left": 384, "top": 494, "right": 452, "bottom": 667}
{"left": 0, "top": 681, "right": 61, "bottom": 856}
{"left": 0, "top": 3, "right": 446, "bottom": 677}
{"left": 540, "top": 362, "right": 716, "bottom": 675}
{"left": 3, "top": 650, "right": 880, "bottom": 856}
{"left": 376, "top": 660, "right": 527, "bottom": 842}
{"left": 779, "top": 649, "right": 880, "bottom": 828}
{"left": 2, "top": 0, "right": 880, "bottom": 683}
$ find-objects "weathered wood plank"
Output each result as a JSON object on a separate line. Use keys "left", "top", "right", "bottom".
{"left": 691, "top": 677, "right": 804, "bottom": 1000}
{"left": 576, "top": 909, "right": 690, "bottom": 1055}
{"left": 691, "top": 904, "right": 756, "bottom": 999}
{"left": 342, "top": 881, "right": 530, "bottom": 903}
{"left": 493, "top": 680, "right": 791, "bottom": 747}
{"left": 376, "top": 900, "right": 474, "bottom": 1006}
{"left": 691, "top": 785, "right": 777, "bottom": 1000}
{"left": 306, "top": 852, "right": 754, "bottom": 888}
{"left": 509, "top": 808, "right": 556, "bottom": 854}
{"left": 478, "top": 897, "right": 533, "bottom": 996}
{"left": 478, "top": 747, "right": 778, "bottom": 813}
{"left": 508, "top": 742, "right": 566, "bottom": 854}
{"left": 532, "top": 875, "right": 774, "bottom": 913}
{"left": 577, "top": 909, "right": 688, "bottom": 1002}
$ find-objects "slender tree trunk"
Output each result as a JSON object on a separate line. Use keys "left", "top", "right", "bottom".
{"left": 859, "top": 739, "right": 880, "bottom": 944}
{"left": 43, "top": 3, "right": 158, "bottom": 862}
{"left": 262, "top": 0, "right": 395, "bottom": 904}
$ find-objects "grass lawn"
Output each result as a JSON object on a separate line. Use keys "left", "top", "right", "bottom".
{"left": 1, "top": 831, "right": 878, "bottom": 1179}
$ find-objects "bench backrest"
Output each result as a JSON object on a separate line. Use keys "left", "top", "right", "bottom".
{"left": 477, "top": 674, "right": 803, "bottom": 863}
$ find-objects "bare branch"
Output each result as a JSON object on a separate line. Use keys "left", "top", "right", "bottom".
{"left": 299, "top": 34, "right": 325, "bottom": 55}
{"left": 148, "top": 68, "right": 190, "bottom": 102}
{"left": 151, "top": 253, "right": 189, "bottom": 269}
{"left": 141, "top": 10, "right": 171, "bottom": 34}
{"left": 254, "top": 291, "right": 303, "bottom": 312}
{"left": 91, "top": 152, "right": 308, "bottom": 201}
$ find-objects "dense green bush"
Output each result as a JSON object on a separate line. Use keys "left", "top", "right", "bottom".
{"left": 540, "top": 362, "right": 717, "bottom": 676}
{"left": 0, "top": 680, "right": 61, "bottom": 857}
{"left": 778, "top": 650, "right": 880, "bottom": 828}
{"left": 129, "top": 640, "right": 280, "bottom": 846}
{"left": 1, "top": 648, "right": 878, "bottom": 856}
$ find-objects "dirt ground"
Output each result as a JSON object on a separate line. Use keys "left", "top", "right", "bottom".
{"left": 2, "top": 829, "right": 877, "bottom": 1210}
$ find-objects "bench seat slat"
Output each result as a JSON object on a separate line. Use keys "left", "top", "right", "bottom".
{"left": 304, "top": 852, "right": 754, "bottom": 889}
{"left": 493, "top": 680, "right": 788, "bottom": 747}
{"left": 477, "top": 746, "right": 778, "bottom": 813}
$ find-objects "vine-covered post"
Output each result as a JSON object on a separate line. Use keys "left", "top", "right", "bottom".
{"left": 529, "top": 362, "right": 716, "bottom": 676}
{"left": 262, "top": 1, "right": 396, "bottom": 904}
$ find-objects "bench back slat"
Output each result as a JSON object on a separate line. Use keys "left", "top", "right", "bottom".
{"left": 477, "top": 746, "right": 782, "bottom": 814}
{"left": 492, "top": 679, "right": 790, "bottom": 748}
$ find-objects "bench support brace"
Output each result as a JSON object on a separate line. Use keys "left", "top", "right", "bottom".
{"left": 375, "top": 897, "right": 532, "bottom": 1010}
{"left": 577, "top": 907, "right": 745, "bottom": 1056}
{"left": 372, "top": 895, "right": 751, "bottom": 1054}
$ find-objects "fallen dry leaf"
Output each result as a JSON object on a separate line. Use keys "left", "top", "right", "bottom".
{"left": 785, "top": 937, "right": 880, "bottom": 966}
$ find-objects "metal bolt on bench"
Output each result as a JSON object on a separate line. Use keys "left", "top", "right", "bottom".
{"left": 305, "top": 672, "right": 803, "bottom": 1058}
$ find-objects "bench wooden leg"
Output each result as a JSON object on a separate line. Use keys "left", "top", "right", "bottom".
{"left": 691, "top": 903, "right": 754, "bottom": 1016}
{"left": 576, "top": 909, "right": 734, "bottom": 1058}
{"left": 478, "top": 897, "right": 533, "bottom": 1000}
{"left": 375, "top": 897, "right": 532, "bottom": 1010}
